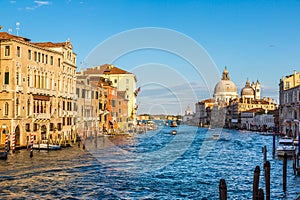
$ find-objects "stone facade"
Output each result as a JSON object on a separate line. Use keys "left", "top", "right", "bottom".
{"left": 0, "top": 32, "right": 76, "bottom": 147}
{"left": 279, "top": 70, "right": 300, "bottom": 138}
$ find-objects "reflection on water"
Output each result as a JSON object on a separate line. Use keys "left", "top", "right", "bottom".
{"left": 0, "top": 125, "right": 299, "bottom": 199}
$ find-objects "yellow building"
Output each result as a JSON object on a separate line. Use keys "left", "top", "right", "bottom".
{"left": 75, "top": 74, "right": 107, "bottom": 137}
{"left": 279, "top": 70, "right": 300, "bottom": 137}
{"left": 0, "top": 32, "right": 77, "bottom": 147}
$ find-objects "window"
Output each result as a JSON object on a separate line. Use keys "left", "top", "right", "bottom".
{"left": 33, "top": 123, "right": 38, "bottom": 131}
{"left": 82, "top": 89, "right": 85, "bottom": 98}
{"left": 112, "top": 100, "right": 116, "bottom": 107}
{"left": 42, "top": 54, "right": 44, "bottom": 63}
{"left": 34, "top": 51, "right": 37, "bottom": 61}
{"left": 4, "top": 102, "right": 9, "bottom": 116}
{"left": 57, "top": 123, "right": 62, "bottom": 131}
{"left": 285, "top": 82, "right": 290, "bottom": 89}
{"left": 114, "top": 79, "right": 117, "bottom": 84}
{"left": 58, "top": 58, "right": 61, "bottom": 67}
{"left": 28, "top": 50, "right": 31, "bottom": 60}
{"left": 50, "top": 56, "right": 54, "bottom": 65}
{"left": 38, "top": 53, "right": 41, "bottom": 62}
{"left": 96, "top": 91, "right": 98, "bottom": 99}
{"left": 16, "top": 46, "right": 21, "bottom": 57}
{"left": 16, "top": 72, "right": 19, "bottom": 85}
{"left": 50, "top": 123, "right": 54, "bottom": 131}
{"left": 4, "top": 46, "right": 10, "bottom": 56}
{"left": 26, "top": 123, "right": 30, "bottom": 132}
{"left": 45, "top": 55, "right": 48, "bottom": 64}
{"left": 4, "top": 72, "right": 9, "bottom": 84}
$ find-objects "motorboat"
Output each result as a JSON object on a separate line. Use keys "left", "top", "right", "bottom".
{"left": 276, "top": 136, "right": 297, "bottom": 157}
{"left": 170, "top": 121, "right": 178, "bottom": 127}
{"left": 213, "top": 134, "right": 220, "bottom": 140}
{"left": 33, "top": 143, "right": 61, "bottom": 150}
{"left": 171, "top": 130, "right": 177, "bottom": 135}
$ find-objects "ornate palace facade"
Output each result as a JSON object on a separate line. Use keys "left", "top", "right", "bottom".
{"left": 0, "top": 32, "right": 77, "bottom": 147}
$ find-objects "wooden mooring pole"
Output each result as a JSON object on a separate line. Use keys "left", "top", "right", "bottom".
{"left": 262, "top": 146, "right": 267, "bottom": 164}
{"left": 283, "top": 153, "right": 287, "bottom": 193}
{"left": 219, "top": 179, "right": 227, "bottom": 200}
{"left": 272, "top": 133, "right": 275, "bottom": 156}
{"left": 253, "top": 166, "right": 260, "bottom": 200}
{"left": 258, "top": 188, "right": 264, "bottom": 200}
{"left": 264, "top": 161, "right": 270, "bottom": 200}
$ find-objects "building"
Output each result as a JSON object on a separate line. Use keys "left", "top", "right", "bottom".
{"left": 0, "top": 32, "right": 77, "bottom": 147}
{"left": 182, "top": 105, "right": 194, "bottom": 124}
{"left": 100, "top": 64, "right": 138, "bottom": 123}
{"left": 195, "top": 66, "right": 277, "bottom": 129}
{"left": 76, "top": 64, "right": 138, "bottom": 129}
{"left": 279, "top": 70, "right": 300, "bottom": 138}
{"left": 75, "top": 74, "right": 108, "bottom": 137}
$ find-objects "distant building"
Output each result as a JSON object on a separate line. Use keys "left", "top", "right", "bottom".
{"left": 279, "top": 70, "right": 300, "bottom": 138}
{"left": 76, "top": 64, "right": 138, "bottom": 126}
{"left": 182, "top": 105, "right": 194, "bottom": 123}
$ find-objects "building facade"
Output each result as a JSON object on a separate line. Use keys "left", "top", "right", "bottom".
{"left": 279, "top": 70, "right": 300, "bottom": 138}
{"left": 0, "top": 32, "right": 77, "bottom": 147}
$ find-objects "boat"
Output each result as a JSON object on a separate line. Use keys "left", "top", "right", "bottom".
{"left": 276, "top": 136, "right": 297, "bottom": 157}
{"left": 170, "top": 121, "right": 178, "bottom": 127}
{"left": 33, "top": 143, "right": 61, "bottom": 150}
{"left": 213, "top": 134, "right": 220, "bottom": 140}
{"left": 171, "top": 130, "right": 177, "bottom": 135}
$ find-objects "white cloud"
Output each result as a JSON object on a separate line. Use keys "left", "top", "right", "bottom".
{"left": 25, "top": 1, "right": 51, "bottom": 10}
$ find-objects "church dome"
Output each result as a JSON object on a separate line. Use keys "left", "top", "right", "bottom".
{"left": 213, "top": 67, "right": 238, "bottom": 103}
{"left": 241, "top": 80, "right": 255, "bottom": 98}
{"left": 214, "top": 80, "right": 237, "bottom": 94}
{"left": 214, "top": 66, "right": 237, "bottom": 94}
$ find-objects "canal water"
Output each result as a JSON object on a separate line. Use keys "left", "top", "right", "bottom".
{"left": 0, "top": 125, "right": 299, "bottom": 199}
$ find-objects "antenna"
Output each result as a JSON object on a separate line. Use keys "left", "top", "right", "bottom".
{"left": 16, "top": 22, "right": 20, "bottom": 36}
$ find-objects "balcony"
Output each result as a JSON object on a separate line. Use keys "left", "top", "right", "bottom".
{"left": 34, "top": 113, "right": 50, "bottom": 119}
{"left": 2, "top": 85, "right": 9, "bottom": 92}
{"left": 16, "top": 85, "right": 23, "bottom": 92}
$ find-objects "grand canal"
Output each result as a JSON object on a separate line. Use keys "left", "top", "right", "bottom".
{"left": 0, "top": 125, "right": 299, "bottom": 199}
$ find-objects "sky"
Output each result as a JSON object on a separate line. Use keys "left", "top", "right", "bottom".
{"left": 1, "top": 0, "right": 300, "bottom": 115}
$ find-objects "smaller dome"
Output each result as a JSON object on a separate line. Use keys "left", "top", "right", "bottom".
{"left": 241, "top": 80, "right": 255, "bottom": 96}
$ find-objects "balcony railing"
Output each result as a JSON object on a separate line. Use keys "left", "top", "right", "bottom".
{"left": 33, "top": 113, "right": 50, "bottom": 119}
{"left": 2, "top": 85, "right": 9, "bottom": 91}
{"left": 16, "top": 85, "right": 23, "bottom": 92}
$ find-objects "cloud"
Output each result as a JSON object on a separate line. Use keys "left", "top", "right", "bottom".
{"left": 25, "top": 1, "right": 51, "bottom": 10}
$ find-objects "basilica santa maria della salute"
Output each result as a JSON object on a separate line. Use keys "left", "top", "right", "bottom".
{"left": 195, "top": 67, "right": 277, "bottom": 130}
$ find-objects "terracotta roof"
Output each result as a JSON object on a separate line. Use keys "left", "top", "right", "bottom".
{"left": 32, "top": 41, "right": 70, "bottom": 48}
{"left": 242, "top": 108, "right": 264, "bottom": 113}
{"left": 199, "top": 98, "right": 215, "bottom": 104}
{"left": 0, "top": 32, "right": 30, "bottom": 42}
{"left": 88, "top": 64, "right": 132, "bottom": 75}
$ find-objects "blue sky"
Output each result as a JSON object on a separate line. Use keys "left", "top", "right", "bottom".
{"left": 1, "top": 0, "right": 300, "bottom": 114}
